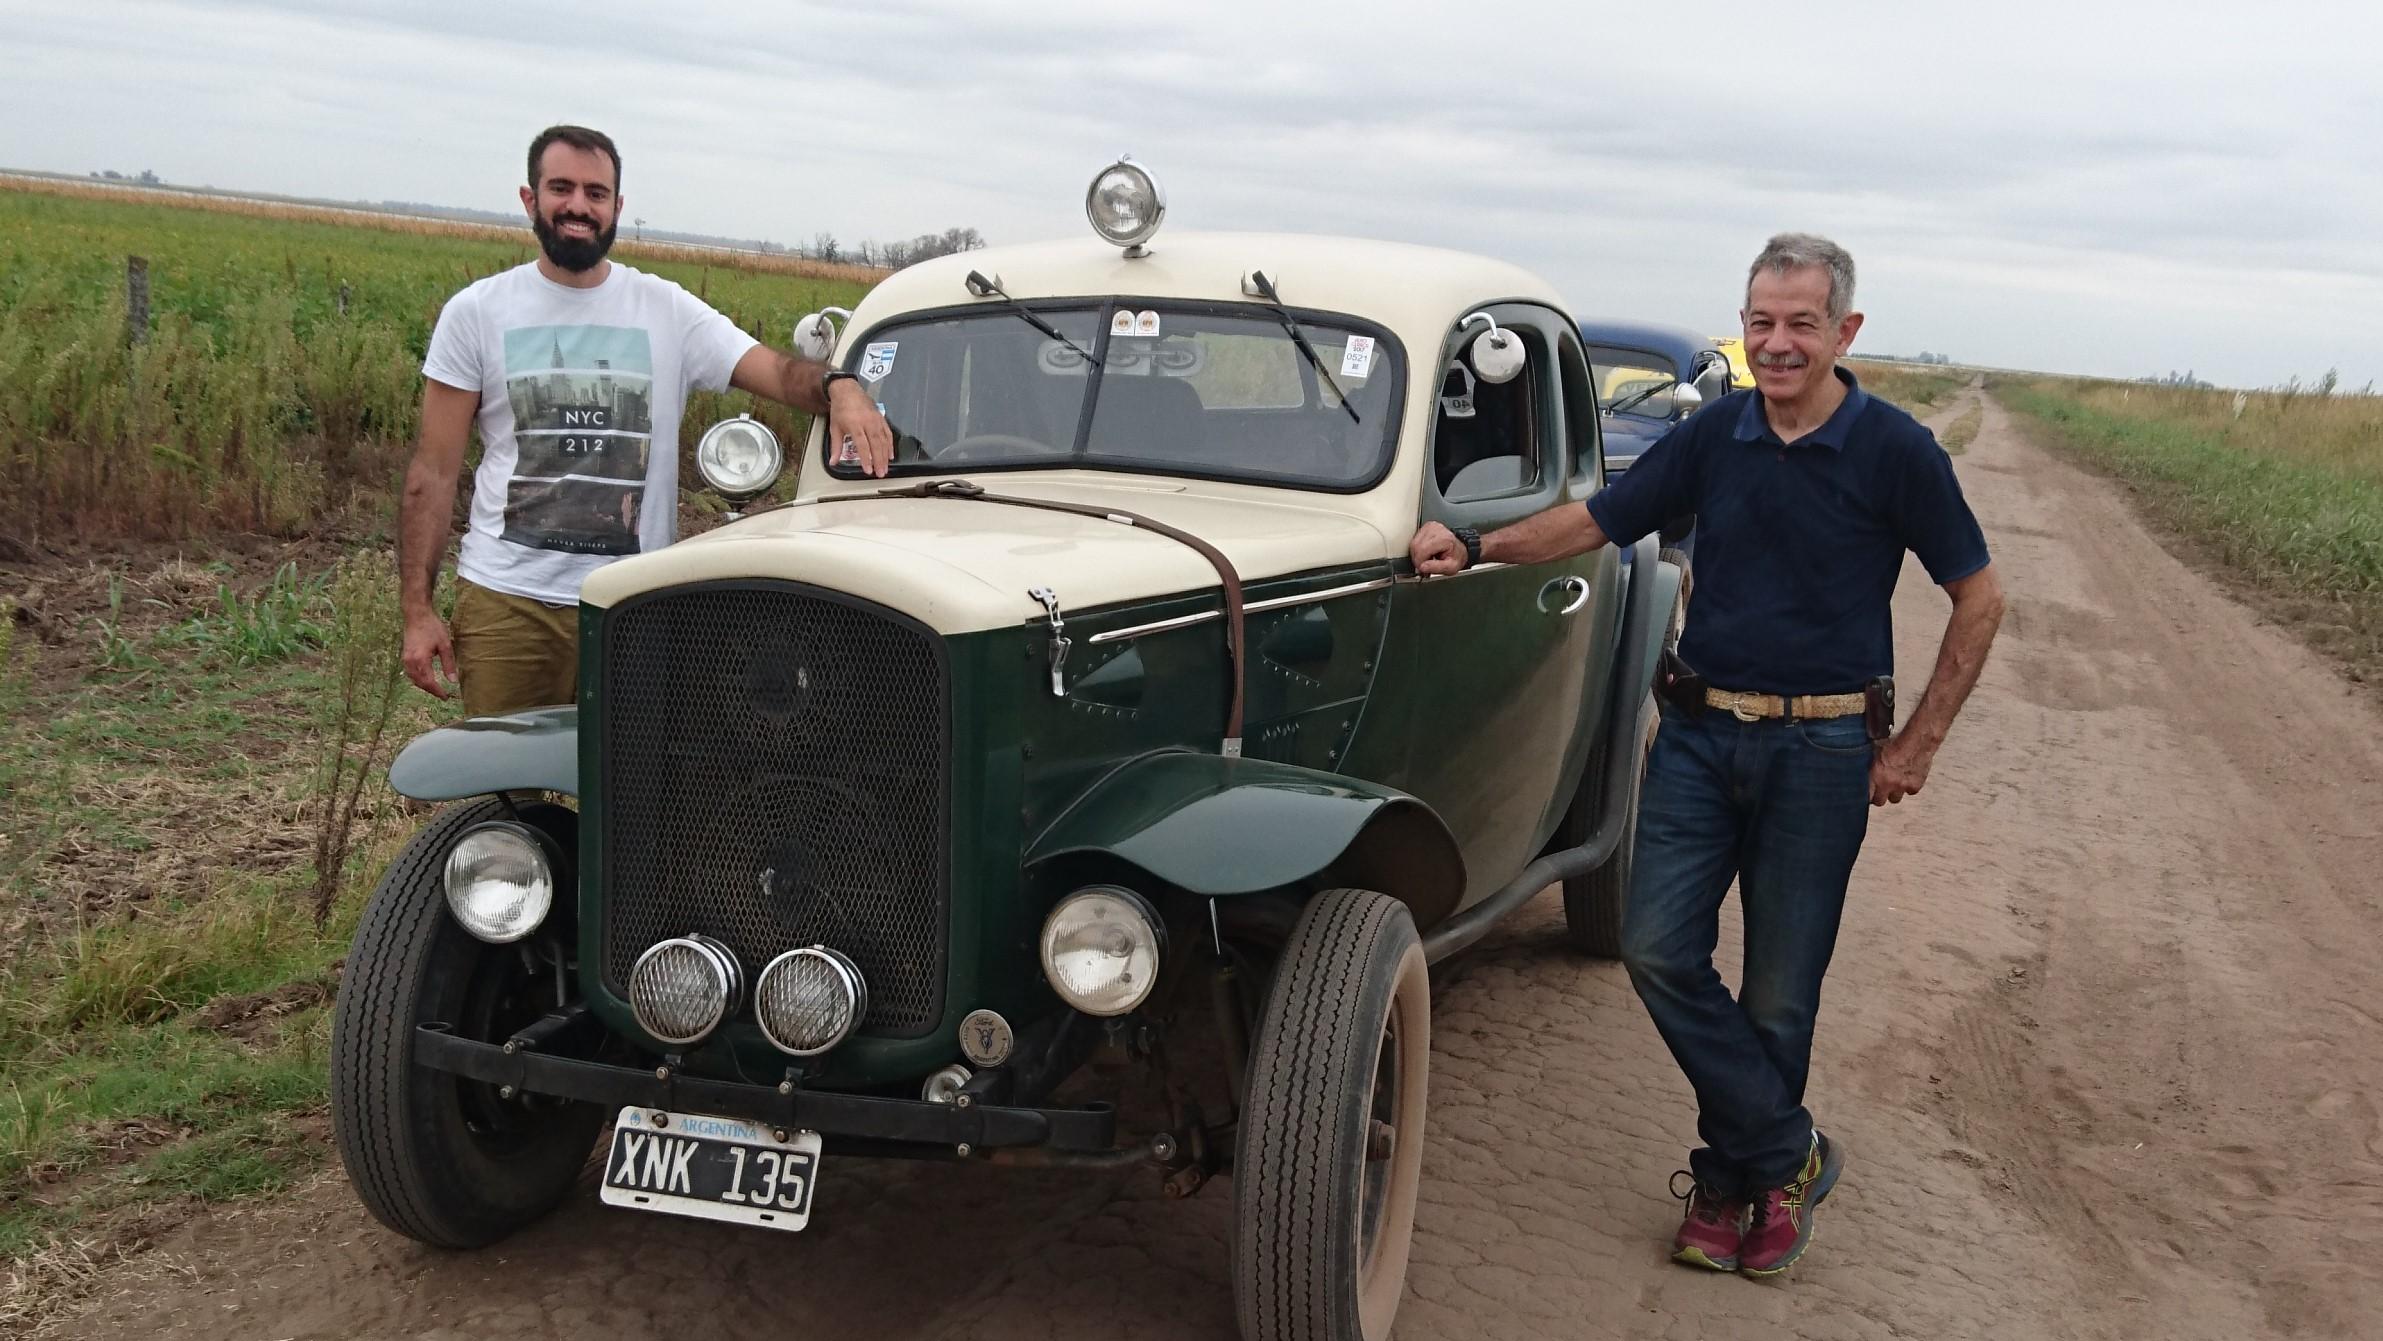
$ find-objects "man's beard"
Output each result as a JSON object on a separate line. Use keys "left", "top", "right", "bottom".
{"left": 533, "top": 207, "right": 616, "bottom": 272}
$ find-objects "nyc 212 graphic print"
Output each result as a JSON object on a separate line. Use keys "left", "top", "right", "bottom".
{"left": 500, "top": 325, "right": 656, "bottom": 556}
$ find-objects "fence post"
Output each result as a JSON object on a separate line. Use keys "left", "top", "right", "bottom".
{"left": 125, "top": 255, "right": 150, "bottom": 344}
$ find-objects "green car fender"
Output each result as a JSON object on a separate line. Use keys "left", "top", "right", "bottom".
{"left": 1623, "top": 547, "right": 1688, "bottom": 704}
{"left": 386, "top": 706, "right": 579, "bottom": 801}
{"left": 1025, "top": 751, "right": 1467, "bottom": 929}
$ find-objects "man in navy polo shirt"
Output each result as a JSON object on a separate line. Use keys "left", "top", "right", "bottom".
{"left": 1411, "top": 233, "right": 2005, "bottom": 1277}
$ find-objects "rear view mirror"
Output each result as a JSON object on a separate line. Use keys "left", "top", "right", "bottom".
{"left": 1674, "top": 382, "right": 1705, "bottom": 416}
{"left": 792, "top": 307, "right": 853, "bottom": 362}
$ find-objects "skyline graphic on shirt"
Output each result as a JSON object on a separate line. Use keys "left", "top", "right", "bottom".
{"left": 499, "top": 324, "right": 654, "bottom": 556}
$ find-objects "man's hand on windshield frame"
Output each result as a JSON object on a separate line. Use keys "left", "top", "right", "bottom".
{"left": 827, "top": 379, "right": 895, "bottom": 478}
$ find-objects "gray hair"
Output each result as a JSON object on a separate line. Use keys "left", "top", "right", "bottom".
{"left": 1747, "top": 233, "right": 1857, "bottom": 323}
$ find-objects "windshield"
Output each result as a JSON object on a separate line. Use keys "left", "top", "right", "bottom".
{"left": 832, "top": 302, "right": 1403, "bottom": 489}
{"left": 1586, "top": 343, "right": 1682, "bottom": 419}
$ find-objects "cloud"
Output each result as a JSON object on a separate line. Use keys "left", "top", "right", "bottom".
{"left": 1, "top": 0, "right": 2377, "bottom": 386}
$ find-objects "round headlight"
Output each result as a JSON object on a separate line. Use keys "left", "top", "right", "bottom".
{"left": 1039, "top": 886, "right": 1164, "bottom": 1017}
{"left": 695, "top": 414, "right": 783, "bottom": 498}
{"left": 1085, "top": 156, "right": 1166, "bottom": 250}
{"left": 442, "top": 823, "right": 553, "bottom": 944}
{"left": 754, "top": 946, "right": 868, "bottom": 1056}
{"left": 629, "top": 935, "right": 745, "bottom": 1045}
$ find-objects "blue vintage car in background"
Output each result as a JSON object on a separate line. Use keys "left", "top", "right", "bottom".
{"left": 1580, "top": 318, "right": 1733, "bottom": 549}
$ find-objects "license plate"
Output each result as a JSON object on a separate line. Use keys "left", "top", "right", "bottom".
{"left": 598, "top": 1107, "right": 822, "bottom": 1231}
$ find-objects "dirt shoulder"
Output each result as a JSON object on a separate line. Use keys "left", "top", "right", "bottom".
{"left": 42, "top": 384, "right": 2383, "bottom": 1339}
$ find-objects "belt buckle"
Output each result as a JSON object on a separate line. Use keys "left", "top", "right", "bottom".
{"left": 1727, "top": 695, "right": 1761, "bottom": 723}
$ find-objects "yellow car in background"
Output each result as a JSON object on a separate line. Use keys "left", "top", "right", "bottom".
{"left": 1712, "top": 335, "right": 1756, "bottom": 389}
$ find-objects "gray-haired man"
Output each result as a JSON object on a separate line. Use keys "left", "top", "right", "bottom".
{"left": 1411, "top": 234, "right": 2004, "bottom": 1275}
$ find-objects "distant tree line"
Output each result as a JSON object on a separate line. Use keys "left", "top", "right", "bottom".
{"left": 89, "top": 169, "right": 163, "bottom": 185}
{"left": 798, "top": 227, "right": 986, "bottom": 269}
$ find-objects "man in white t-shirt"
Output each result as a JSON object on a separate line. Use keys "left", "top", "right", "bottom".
{"left": 399, "top": 124, "right": 893, "bottom": 715}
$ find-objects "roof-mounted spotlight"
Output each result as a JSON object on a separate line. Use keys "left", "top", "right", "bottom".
{"left": 1086, "top": 155, "right": 1166, "bottom": 257}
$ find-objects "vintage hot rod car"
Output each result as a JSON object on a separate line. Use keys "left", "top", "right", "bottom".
{"left": 330, "top": 160, "right": 1683, "bottom": 1341}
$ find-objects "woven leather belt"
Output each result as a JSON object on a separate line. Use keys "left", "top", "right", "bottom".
{"left": 1704, "top": 687, "right": 1867, "bottom": 722}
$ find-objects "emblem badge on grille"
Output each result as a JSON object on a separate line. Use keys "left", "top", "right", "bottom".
{"left": 959, "top": 1009, "right": 1014, "bottom": 1067}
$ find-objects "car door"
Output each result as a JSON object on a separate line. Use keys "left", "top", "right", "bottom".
{"left": 1339, "top": 304, "right": 1619, "bottom": 913}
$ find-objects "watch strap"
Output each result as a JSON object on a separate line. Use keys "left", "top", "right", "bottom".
{"left": 1451, "top": 525, "right": 1482, "bottom": 569}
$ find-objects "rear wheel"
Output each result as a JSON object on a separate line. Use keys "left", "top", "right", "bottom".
{"left": 330, "top": 798, "right": 603, "bottom": 1248}
{"left": 1233, "top": 888, "right": 1430, "bottom": 1341}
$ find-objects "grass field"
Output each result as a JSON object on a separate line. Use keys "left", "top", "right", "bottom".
{"left": 1999, "top": 375, "right": 2383, "bottom": 684}
{"left": 0, "top": 178, "right": 877, "bottom": 544}
{"left": 0, "top": 544, "right": 451, "bottom": 1318}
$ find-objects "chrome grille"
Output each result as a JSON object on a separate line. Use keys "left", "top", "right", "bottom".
{"left": 598, "top": 582, "right": 949, "bottom": 1035}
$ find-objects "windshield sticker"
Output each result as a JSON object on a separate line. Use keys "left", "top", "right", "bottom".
{"left": 1340, "top": 336, "right": 1376, "bottom": 380}
{"left": 1110, "top": 309, "right": 1136, "bottom": 338}
{"left": 1134, "top": 310, "right": 1161, "bottom": 337}
{"left": 861, "top": 342, "right": 899, "bottom": 382}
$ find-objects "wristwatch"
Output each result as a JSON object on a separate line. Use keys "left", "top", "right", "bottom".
{"left": 1449, "top": 525, "right": 1483, "bottom": 569}
{"left": 821, "top": 368, "right": 861, "bottom": 400}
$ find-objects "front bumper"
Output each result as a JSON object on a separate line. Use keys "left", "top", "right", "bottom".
{"left": 414, "top": 1024, "right": 1118, "bottom": 1152}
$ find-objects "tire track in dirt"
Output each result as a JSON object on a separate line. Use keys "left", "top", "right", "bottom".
{"left": 46, "top": 379, "right": 2383, "bottom": 1340}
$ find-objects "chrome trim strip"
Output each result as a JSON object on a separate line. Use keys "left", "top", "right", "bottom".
{"left": 1085, "top": 577, "right": 1395, "bottom": 645}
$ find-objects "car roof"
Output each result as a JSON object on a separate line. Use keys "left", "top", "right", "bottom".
{"left": 849, "top": 233, "right": 1568, "bottom": 350}
{"left": 1576, "top": 318, "right": 1720, "bottom": 366}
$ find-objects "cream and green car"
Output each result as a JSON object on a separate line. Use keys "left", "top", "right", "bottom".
{"left": 331, "top": 159, "right": 1682, "bottom": 1341}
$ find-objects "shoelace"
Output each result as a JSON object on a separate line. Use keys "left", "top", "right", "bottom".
{"left": 1669, "top": 1170, "right": 1738, "bottom": 1225}
{"left": 1745, "top": 1155, "right": 1822, "bottom": 1236}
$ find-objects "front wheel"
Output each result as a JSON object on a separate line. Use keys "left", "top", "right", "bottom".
{"left": 330, "top": 798, "right": 603, "bottom": 1248}
{"left": 1233, "top": 888, "right": 1430, "bottom": 1341}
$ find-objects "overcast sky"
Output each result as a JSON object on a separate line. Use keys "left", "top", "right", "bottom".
{"left": 6, "top": 0, "right": 2379, "bottom": 389}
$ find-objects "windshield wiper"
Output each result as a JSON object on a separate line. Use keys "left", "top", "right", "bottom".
{"left": 1608, "top": 381, "right": 1675, "bottom": 415}
{"left": 966, "top": 271, "right": 1100, "bottom": 368}
{"left": 1247, "top": 270, "right": 1360, "bottom": 424}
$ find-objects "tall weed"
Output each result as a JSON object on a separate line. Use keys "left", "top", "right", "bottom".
{"left": 309, "top": 555, "right": 406, "bottom": 923}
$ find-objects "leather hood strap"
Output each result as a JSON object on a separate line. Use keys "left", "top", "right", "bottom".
{"left": 877, "top": 480, "right": 1247, "bottom": 754}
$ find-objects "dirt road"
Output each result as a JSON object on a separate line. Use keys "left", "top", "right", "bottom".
{"left": 51, "top": 387, "right": 2383, "bottom": 1339}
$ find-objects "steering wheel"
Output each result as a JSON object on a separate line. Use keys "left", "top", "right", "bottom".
{"left": 936, "top": 433, "right": 1055, "bottom": 463}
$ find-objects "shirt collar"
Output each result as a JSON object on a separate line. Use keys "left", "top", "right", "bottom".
{"left": 1733, "top": 364, "right": 1868, "bottom": 451}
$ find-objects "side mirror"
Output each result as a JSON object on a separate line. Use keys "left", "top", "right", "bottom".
{"left": 792, "top": 306, "right": 853, "bottom": 362}
{"left": 1673, "top": 382, "right": 1705, "bottom": 416}
{"left": 1691, "top": 356, "right": 1731, "bottom": 408}
{"left": 1460, "top": 312, "right": 1527, "bottom": 384}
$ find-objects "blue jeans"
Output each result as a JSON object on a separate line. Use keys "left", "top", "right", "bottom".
{"left": 1620, "top": 702, "right": 1873, "bottom": 1196}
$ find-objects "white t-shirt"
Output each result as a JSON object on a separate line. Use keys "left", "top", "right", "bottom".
{"left": 422, "top": 261, "right": 760, "bottom": 605}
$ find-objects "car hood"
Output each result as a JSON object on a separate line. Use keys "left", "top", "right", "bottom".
{"left": 579, "top": 475, "right": 1395, "bottom": 636}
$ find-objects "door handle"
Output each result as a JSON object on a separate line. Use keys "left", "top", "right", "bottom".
{"left": 1537, "top": 575, "right": 1591, "bottom": 616}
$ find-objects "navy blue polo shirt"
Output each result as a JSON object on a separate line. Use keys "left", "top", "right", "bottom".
{"left": 1586, "top": 367, "right": 1989, "bottom": 695}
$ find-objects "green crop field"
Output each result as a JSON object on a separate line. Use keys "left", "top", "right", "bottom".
{"left": 0, "top": 179, "right": 878, "bottom": 544}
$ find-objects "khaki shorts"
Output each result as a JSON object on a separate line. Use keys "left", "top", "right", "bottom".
{"left": 452, "top": 579, "right": 579, "bottom": 716}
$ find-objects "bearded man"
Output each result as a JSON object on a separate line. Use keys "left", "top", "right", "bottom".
{"left": 1410, "top": 233, "right": 2005, "bottom": 1277}
{"left": 398, "top": 124, "right": 894, "bottom": 714}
